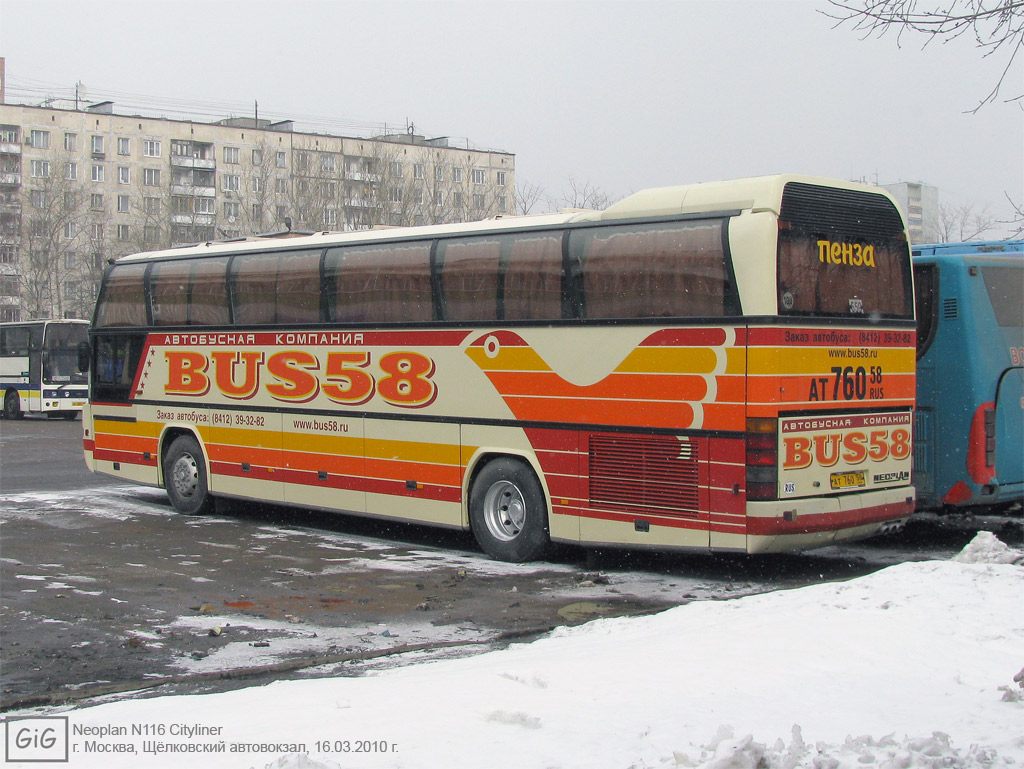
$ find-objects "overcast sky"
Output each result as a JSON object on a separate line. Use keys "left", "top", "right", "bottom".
{"left": 2, "top": 0, "right": 1021, "bottom": 234}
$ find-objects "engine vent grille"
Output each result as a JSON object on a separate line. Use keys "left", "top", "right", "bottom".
{"left": 942, "top": 298, "right": 958, "bottom": 319}
{"left": 589, "top": 434, "right": 700, "bottom": 516}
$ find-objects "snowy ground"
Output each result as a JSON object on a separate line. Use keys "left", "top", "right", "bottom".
{"left": 3, "top": 532, "right": 1022, "bottom": 769}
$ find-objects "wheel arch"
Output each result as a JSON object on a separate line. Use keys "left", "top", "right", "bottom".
{"left": 157, "top": 425, "right": 210, "bottom": 489}
{"left": 462, "top": 448, "right": 552, "bottom": 531}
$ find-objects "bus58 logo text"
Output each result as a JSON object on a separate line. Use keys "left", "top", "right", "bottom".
{"left": 162, "top": 349, "right": 438, "bottom": 408}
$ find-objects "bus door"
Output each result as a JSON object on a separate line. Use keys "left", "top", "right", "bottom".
{"left": 981, "top": 263, "right": 1024, "bottom": 492}
{"left": 26, "top": 325, "right": 42, "bottom": 413}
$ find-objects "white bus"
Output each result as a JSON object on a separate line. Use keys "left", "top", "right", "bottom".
{"left": 1, "top": 319, "right": 90, "bottom": 419}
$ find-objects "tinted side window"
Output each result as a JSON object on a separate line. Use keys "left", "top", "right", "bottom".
{"left": 913, "top": 263, "right": 937, "bottom": 359}
{"left": 504, "top": 232, "right": 564, "bottom": 321}
{"left": 982, "top": 265, "right": 1024, "bottom": 328}
{"left": 94, "top": 263, "right": 148, "bottom": 327}
{"left": 150, "top": 260, "right": 192, "bottom": 326}
{"left": 438, "top": 237, "right": 502, "bottom": 322}
{"left": 572, "top": 220, "right": 731, "bottom": 319}
{"left": 326, "top": 242, "right": 433, "bottom": 323}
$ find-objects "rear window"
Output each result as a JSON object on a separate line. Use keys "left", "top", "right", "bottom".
{"left": 982, "top": 265, "right": 1023, "bottom": 327}
{"left": 777, "top": 183, "right": 913, "bottom": 319}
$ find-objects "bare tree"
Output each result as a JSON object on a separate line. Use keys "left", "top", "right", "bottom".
{"left": 514, "top": 180, "right": 546, "bottom": 215}
{"left": 1002, "top": 191, "right": 1024, "bottom": 236}
{"left": 936, "top": 200, "right": 998, "bottom": 240}
{"left": 825, "top": 0, "right": 1024, "bottom": 111}
{"left": 20, "top": 147, "right": 86, "bottom": 318}
{"left": 554, "top": 177, "right": 613, "bottom": 211}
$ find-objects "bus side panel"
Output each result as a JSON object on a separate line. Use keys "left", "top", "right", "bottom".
{"left": 86, "top": 407, "right": 161, "bottom": 486}
{"left": 282, "top": 412, "right": 366, "bottom": 514}
{"left": 364, "top": 417, "right": 463, "bottom": 527}
{"left": 206, "top": 411, "right": 284, "bottom": 503}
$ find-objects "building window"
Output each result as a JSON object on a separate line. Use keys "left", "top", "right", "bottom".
{"left": 223, "top": 174, "right": 240, "bottom": 192}
{"left": 252, "top": 203, "right": 263, "bottom": 220}
{"left": 472, "top": 169, "right": 486, "bottom": 185}
{"left": 452, "top": 168, "right": 463, "bottom": 183}
{"left": 473, "top": 193, "right": 485, "bottom": 209}
{"left": 30, "top": 160, "right": 51, "bottom": 178}
{"left": 144, "top": 225, "right": 160, "bottom": 243}
{"left": 116, "top": 224, "right": 130, "bottom": 240}
{"left": 435, "top": 165, "right": 444, "bottom": 182}
{"left": 30, "top": 218, "right": 46, "bottom": 237}
{"left": 91, "top": 135, "right": 104, "bottom": 154}
{"left": 117, "top": 195, "right": 130, "bottom": 213}
{"left": 144, "top": 168, "right": 161, "bottom": 186}
{"left": 91, "top": 224, "right": 104, "bottom": 240}
{"left": 275, "top": 178, "right": 288, "bottom": 194}
{"left": 497, "top": 171, "right": 506, "bottom": 187}
{"left": 276, "top": 205, "right": 287, "bottom": 221}
{"left": 29, "top": 130, "right": 50, "bottom": 149}
{"left": 498, "top": 195, "right": 507, "bottom": 212}
{"left": 91, "top": 165, "right": 104, "bottom": 183}
{"left": 64, "top": 221, "right": 77, "bottom": 239}
{"left": 453, "top": 192, "right": 463, "bottom": 208}
{"left": 414, "top": 163, "right": 425, "bottom": 180}
{"left": 30, "top": 190, "right": 48, "bottom": 208}
{"left": 253, "top": 177, "right": 263, "bottom": 193}
{"left": 434, "top": 191, "right": 443, "bottom": 207}
{"left": 118, "top": 167, "right": 131, "bottom": 184}
{"left": 389, "top": 161, "right": 403, "bottom": 178}
{"left": 224, "top": 146, "right": 240, "bottom": 164}
{"left": 90, "top": 193, "right": 104, "bottom": 210}
{"left": 171, "top": 140, "right": 190, "bottom": 157}
{"left": 144, "top": 196, "right": 161, "bottom": 214}
{"left": 276, "top": 151, "right": 286, "bottom": 168}
{"left": 196, "top": 197, "right": 215, "bottom": 214}
{"left": 65, "top": 162, "right": 78, "bottom": 181}
{"left": 323, "top": 208, "right": 337, "bottom": 227}
{"left": 143, "top": 140, "right": 161, "bottom": 158}
{"left": 224, "top": 201, "right": 240, "bottom": 219}
{"left": 390, "top": 187, "right": 402, "bottom": 203}
{"left": 252, "top": 149, "right": 263, "bottom": 165}
{"left": 117, "top": 137, "right": 131, "bottom": 155}
{"left": 321, "top": 154, "right": 336, "bottom": 173}
{"left": 0, "top": 245, "right": 17, "bottom": 264}
{"left": 64, "top": 133, "right": 78, "bottom": 152}
{"left": 0, "top": 127, "right": 19, "bottom": 143}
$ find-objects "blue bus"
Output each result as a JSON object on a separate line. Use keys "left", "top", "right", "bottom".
{"left": 912, "top": 240, "right": 1023, "bottom": 512}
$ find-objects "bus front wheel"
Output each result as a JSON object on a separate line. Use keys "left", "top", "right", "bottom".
{"left": 3, "top": 391, "right": 22, "bottom": 420}
{"left": 469, "top": 457, "right": 550, "bottom": 562}
{"left": 163, "top": 434, "right": 214, "bottom": 515}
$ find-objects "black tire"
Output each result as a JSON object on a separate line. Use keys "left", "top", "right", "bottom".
{"left": 469, "top": 457, "right": 550, "bottom": 562}
{"left": 163, "top": 434, "right": 214, "bottom": 515}
{"left": 3, "top": 391, "right": 23, "bottom": 420}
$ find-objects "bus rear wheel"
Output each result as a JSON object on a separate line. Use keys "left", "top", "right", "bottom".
{"left": 163, "top": 434, "right": 214, "bottom": 515}
{"left": 469, "top": 457, "right": 549, "bottom": 562}
{"left": 3, "top": 391, "right": 23, "bottom": 420}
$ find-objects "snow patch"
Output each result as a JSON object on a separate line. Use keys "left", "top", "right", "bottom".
{"left": 953, "top": 531, "right": 1022, "bottom": 564}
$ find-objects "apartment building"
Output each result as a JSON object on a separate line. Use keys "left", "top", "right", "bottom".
{"left": 0, "top": 101, "right": 515, "bottom": 321}
{"left": 881, "top": 181, "right": 940, "bottom": 245}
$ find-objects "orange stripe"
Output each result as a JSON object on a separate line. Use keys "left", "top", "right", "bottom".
{"left": 485, "top": 370, "right": 709, "bottom": 402}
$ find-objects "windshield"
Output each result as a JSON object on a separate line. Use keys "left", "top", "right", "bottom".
{"left": 42, "top": 323, "right": 89, "bottom": 384}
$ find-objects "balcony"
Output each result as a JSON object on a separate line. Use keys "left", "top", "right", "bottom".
{"left": 171, "top": 184, "right": 216, "bottom": 198}
{"left": 171, "top": 155, "right": 216, "bottom": 170}
{"left": 171, "top": 213, "right": 215, "bottom": 226}
{"left": 0, "top": 143, "right": 21, "bottom": 155}
{"left": 0, "top": 173, "right": 21, "bottom": 186}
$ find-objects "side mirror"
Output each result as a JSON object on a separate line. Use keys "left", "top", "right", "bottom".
{"left": 78, "top": 341, "right": 91, "bottom": 373}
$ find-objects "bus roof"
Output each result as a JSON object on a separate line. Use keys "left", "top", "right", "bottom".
{"left": 113, "top": 174, "right": 895, "bottom": 264}
{"left": 913, "top": 240, "right": 1024, "bottom": 258}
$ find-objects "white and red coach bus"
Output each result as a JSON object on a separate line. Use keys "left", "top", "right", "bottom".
{"left": 82, "top": 174, "right": 916, "bottom": 561}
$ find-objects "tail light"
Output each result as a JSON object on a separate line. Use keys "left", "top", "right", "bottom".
{"left": 746, "top": 417, "right": 778, "bottom": 500}
{"left": 967, "top": 402, "right": 996, "bottom": 485}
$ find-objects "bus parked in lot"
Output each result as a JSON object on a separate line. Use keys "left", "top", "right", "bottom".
{"left": 912, "top": 240, "right": 1023, "bottom": 512}
{"left": 82, "top": 174, "right": 917, "bottom": 561}
{"left": 1, "top": 319, "right": 90, "bottom": 420}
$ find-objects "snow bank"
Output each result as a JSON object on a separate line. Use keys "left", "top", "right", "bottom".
{"left": 5, "top": 535, "right": 1022, "bottom": 769}
{"left": 953, "top": 530, "right": 1022, "bottom": 564}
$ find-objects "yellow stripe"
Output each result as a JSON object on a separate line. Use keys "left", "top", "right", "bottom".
{"left": 365, "top": 437, "right": 462, "bottom": 465}
{"left": 616, "top": 347, "right": 719, "bottom": 374}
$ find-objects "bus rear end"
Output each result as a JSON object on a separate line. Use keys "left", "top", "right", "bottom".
{"left": 743, "top": 182, "right": 917, "bottom": 552}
